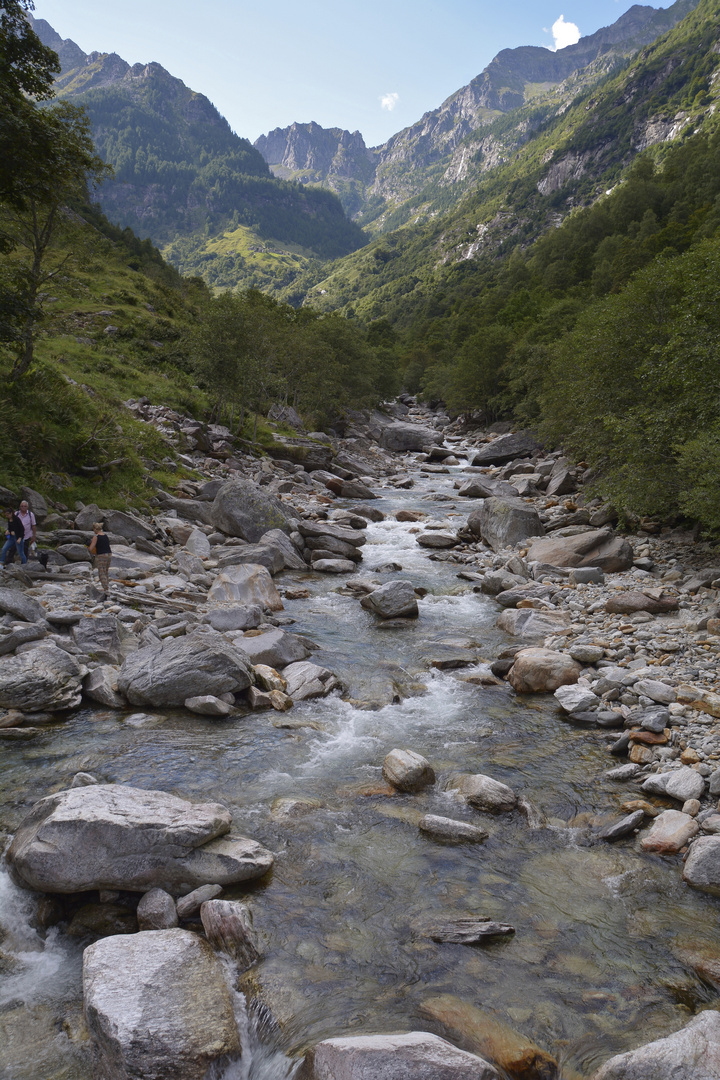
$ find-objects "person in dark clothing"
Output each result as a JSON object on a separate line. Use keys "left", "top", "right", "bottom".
{"left": 0, "top": 508, "right": 27, "bottom": 568}
{"left": 88, "top": 521, "right": 112, "bottom": 599}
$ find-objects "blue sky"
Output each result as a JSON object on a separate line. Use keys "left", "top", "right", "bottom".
{"left": 32, "top": 0, "right": 677, "bottom": 148}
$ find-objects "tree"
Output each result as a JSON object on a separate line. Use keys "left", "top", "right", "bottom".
{"left": 1, "top": 101, "right": 111, "bottom": 378}
{"left": 0, "top": 0, "right": 61, "bottom": 207}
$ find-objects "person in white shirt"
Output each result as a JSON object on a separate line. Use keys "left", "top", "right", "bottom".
{"left": 17, "top": 500, "right": 36, "bottom": 561}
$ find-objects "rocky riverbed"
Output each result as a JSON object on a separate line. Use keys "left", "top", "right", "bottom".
{"left": 1, "top": 399, "right": 720, "bottom": 1079}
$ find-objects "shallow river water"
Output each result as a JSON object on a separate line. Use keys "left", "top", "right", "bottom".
{"left": 1, "top": 465, "right": 719, "bottom": 1079}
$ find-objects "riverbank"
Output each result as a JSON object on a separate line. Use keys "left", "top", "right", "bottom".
{"left": 1, "top": 399, "right": 719, "bottom": 1079}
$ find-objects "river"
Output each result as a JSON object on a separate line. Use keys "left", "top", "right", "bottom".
{"left": 1, "top": 459, "right": 718, "bottom": 1079}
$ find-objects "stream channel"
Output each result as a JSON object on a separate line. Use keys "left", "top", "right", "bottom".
{"left": 1, "top": 459, "right": 719, "bottom": 1079}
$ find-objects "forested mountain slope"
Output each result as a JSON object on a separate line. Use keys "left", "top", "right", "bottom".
{"left": 30, "top": 17, "right": 367, "bottom": 293}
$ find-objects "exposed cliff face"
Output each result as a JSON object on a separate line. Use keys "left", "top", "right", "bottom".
{"left": 254, "top": 0, "right": 700, "bottom": 227}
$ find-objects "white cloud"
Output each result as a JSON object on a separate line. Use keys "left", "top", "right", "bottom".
{"left": 380, "top": 92, "right": 399, "bottom": 112}
{"left": 550, "top": 14, "right": 581, "bottom": 51}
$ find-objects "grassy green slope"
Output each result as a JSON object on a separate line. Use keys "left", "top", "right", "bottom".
{"left": 0, "top": 205, "right": 211, "bottom": 508}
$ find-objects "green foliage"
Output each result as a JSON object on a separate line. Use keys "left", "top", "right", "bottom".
{"left": 539, "top": 239, "right": 720, "bottom": 525}
{"left": 190, "top": 291, "right": 400, "bottom": 431}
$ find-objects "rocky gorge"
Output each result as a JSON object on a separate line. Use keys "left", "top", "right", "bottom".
{"left": 2, "top": 400, "right": 720, "bottom": 1079}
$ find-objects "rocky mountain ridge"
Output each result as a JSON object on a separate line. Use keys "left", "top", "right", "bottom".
{"left": 254, "top": 0, "right": 699, "bottom": 228}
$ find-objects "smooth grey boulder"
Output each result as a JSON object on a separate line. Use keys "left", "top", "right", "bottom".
{"left": 527, "top": 528, "right": 634, "bottom": 573}
{"left": 71, "top": 615, "right": 123, "bottom": 664}
{"left": 447, "top": 773, "right": 517, "bottom": 813}
{"left": 217, "top": 543, "right": 285, "bottom": 575}
{"left": 682, "top": 835, "right": 720, "bottom": 896}
{"left": 282, "top": 661, "right": 342, "bottom": 701}
{"left": 297, "top": 1031, "right": 500, "bottom": 1080}
{"left": 298, "top": 520, "right": 367, "bottom": 547}
{"left": 378, "top": 422, "right": 442, "bottom": 451}
{"left": 0, "top": 587, "right": 45, "bottom": 622}
{"left": 6, "top": 783, "right": 273, "bottom": 893}
{"left": 470, "top": 431, "right": 539, "bottom": 466}
{"left": 457, "top": 476, "right": 516, "bottom": 499}
{"left": 83, "top": 929, "right": 241, "bottom": 1080}
{"left": 208, "top": 564, "right": 284, "bottom": 611}
{"left": 467, "top": 497, "right": 545, "bottom": 553}
{"left": 642, "top": 767, "right": 705, "bottom": 803}
{"left": 211, "top": 479, "right": 291, "bottom": 541}
{"left": 313, "top": 558, "right": 356, "bottom": 574}
{"left": 360, "top": 581, "right": 418, "bottom": 619}
{"left": 496, "top": 608, "right": 571, "bottom": 641}
{"left": 0, "top": 644, "right": 85, "bottom": 712}
{"left": 306, "top": 534, "right": 364, "bottom": 561}
{"left": 202, "top": 605, "right": 262, "bottom": 632}
{"left": 75, "top": 503, "right": 154, "bottom": 542}
{"left": 592, "top": 1010, "right": 720, "bottom": 1079}
{"left": 419, "top": 816, "right": 489, "bottom": 844}
{"left": 235, "top": 628, "right": 310, "bottom": 669}
{"left": 117, "top": 627, "right": 254, "bottom": 708}
{"left": 184, "top": 695, "right": 232, "bottom": 717}
{"left": 382, "top": 749, "right": 435, "bottom": 792}
{"left": 136, "top": 888, "right": 178, "bottom": 931}
{"left": 185, "top": 528, "right": 211, "bottom": 558}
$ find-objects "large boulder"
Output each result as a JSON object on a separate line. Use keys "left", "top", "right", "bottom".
{"left": 266, "top": 437, "right": 333, "bottom": 471}
{"left": 235, "top": 629, "right": 311, "bottom": 669}
{"left": 298, "top": 521, "right": 367, "bottom": 548}
{"left": 297, "top": 1032, "right": 500, "bottom": 1080}
{"left": 527, "top": 528, "right": 634, "bottom": 572}
{"left": 117, "top": 628, "right": 254, "bottom": 708}
{"left": 0, "top": 587, "right": 45, "bottom": 622}
{"left": 0, "top": 644, "right": 85, "bottom": 712}
{"left": 210, "top": 479, "right": 291, "bottom": 541}
{"left": 360, "top": 581, "right": 418, "bottom": 619}
{"left": 368, "top": 413, "right": 442, "bottom": 450}
{"left": 447, "top": 773, "right": 517, "bottom": 813}
{"left": 592, "top": 1009, "right": 720, "bottom": 1079}
{"left": 202, "top": 605, "right": 263, "bottom": 632}
{"left": 639, "top": 810, "right": 699, "bottom": 855}
{"left": 467, "top": 498, "right": 544, "bottom": 553}
{"left": 71, "top": 615, "right": 123, "bottom": 664}
{"left": 642, "top": 767, "right": 705, "bottom": 803}
{"left": 470, "top": 431, "right": 540, "bottom": 466}
{"left": 382, "top": 749, "right": 435, "bottom": 792}
{"left": 83, "top": 929, "right": 241, "bottom": 1080}
{"left": 217, "top": 543, "right": 285, "bottom": 575}
{"left": 507, "top": 648, "right": 581, "bottom": 693}
{"left": 283, "top": 661, "right": 342, "bottom": 701}
{"left": 208, "top": 564, "right": 284, "bottom": 611}
{"left": 457, "top": 476, "right": 516, "bottom": 499}
{"left": 682, "top": 835, "right": 720, "bottom": 896}
{"left": 75, "top": 504, "right": 155, "bottom": 541}
{"left": 496, "top": 608, "right": 571, "bottom": 641}
{"left": 6, "top": 784, "right": 273, "bottom": 894}
{"left": 605, "top": 591, "right": 678, "bottom": 615}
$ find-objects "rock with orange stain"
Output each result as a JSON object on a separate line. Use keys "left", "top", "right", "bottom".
{"left": 418, "top": 994, "right": 560, "bottom": 1080}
